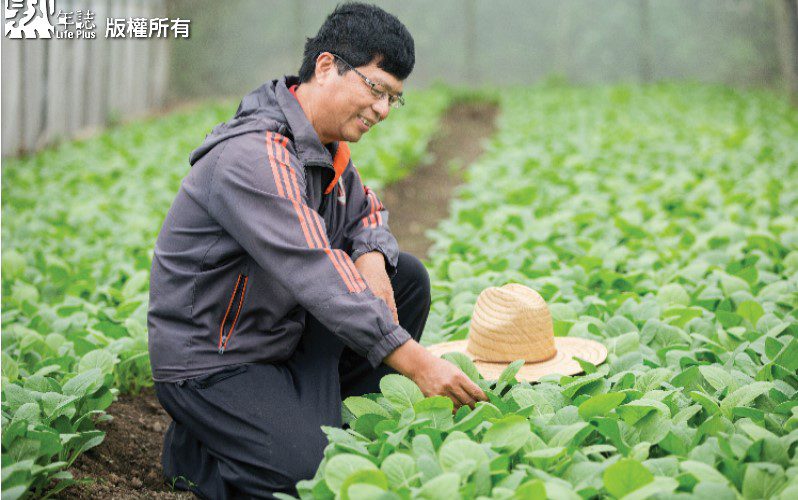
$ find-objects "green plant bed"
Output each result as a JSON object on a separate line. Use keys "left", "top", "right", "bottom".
{"left": 303, "top": 84, "right": 798, "bottom": 499}
{"left": 1, "top": 87, "right": 452, "bottom": 499}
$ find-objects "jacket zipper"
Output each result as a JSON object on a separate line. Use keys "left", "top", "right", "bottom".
{"left": 218, "top": 273, "right": 248, "bottom": 354}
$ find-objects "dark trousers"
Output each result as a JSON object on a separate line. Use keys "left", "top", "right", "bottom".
{"left": 154, "top": 252, "right": 430, "bottom": 499}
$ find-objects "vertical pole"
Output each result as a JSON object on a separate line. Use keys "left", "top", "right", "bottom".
{"left": 464, "top": 0, "right": 477, "bottom": 85}
{"left": 776, "top": 0, "right": 798, "bottom": 104}
{"left": 555, "top": 2, "right": 572, "bottom": 79}
{"left": 1, "top": 32, "right": 23, "bottom": 155}
{"left": 639, "top": 0, "right": 653, "bottom": 84}
{"left": 294, "top": 0, "right": 305, "bottom": 67}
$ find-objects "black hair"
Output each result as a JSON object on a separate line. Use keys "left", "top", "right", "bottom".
{"left": 298, "top": 2, "right": 415, "bottom": 83}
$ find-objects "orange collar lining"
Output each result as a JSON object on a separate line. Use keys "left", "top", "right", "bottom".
{"left": 327, "top": 142, "right": 350, "bottom": 194}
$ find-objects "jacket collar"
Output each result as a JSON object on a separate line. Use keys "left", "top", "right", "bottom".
{"left": 275, "top": 76, "right": 333, "bottom": 168}
{"left": 276, "top": 76, "right": 351, "bottom": 194}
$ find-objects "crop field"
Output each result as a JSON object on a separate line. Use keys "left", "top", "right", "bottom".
{"left": 1, "top": 83, "right": 797, "bottom": 499}
{"left": 306, "top": 86, "right": 798, "bottom": 499}
{"left": 0, "top": 88, "right": 451, "bottom": 499}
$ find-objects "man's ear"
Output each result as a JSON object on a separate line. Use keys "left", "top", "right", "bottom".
{"left": 314, "top": 52, "right": 337, "bottom": 85}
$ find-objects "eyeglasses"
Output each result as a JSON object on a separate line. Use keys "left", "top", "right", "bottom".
{"left": 330, "top": 53, "right": 405, "bottom": 109}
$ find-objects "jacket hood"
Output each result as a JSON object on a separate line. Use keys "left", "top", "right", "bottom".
{"left": 189, "top": 76, "right": 337, "bottom": 169}
{"left": 189, "top": 79, "right": 285, "bottom": 166}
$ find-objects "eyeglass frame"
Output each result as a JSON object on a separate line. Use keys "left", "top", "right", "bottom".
{"left": 328, "top": 53, "right": 405, "bottom": 109}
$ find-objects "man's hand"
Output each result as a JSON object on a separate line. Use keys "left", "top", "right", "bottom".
{"left": 384, "top": 340, "right": 487, "bottom": 409}
{"left": 355, "top": 251, "right": 398, "bottom": 323}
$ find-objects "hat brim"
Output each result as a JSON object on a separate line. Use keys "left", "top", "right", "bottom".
{"left": 426, "top": 337, "right": 608, "bottom": 382}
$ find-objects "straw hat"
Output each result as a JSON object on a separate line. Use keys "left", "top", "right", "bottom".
{"left": 427, "top": 283, "right": 607, "bottom": 382}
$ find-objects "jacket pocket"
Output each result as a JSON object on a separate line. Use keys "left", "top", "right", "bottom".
{"left": 217, "top": 273, "right": 248, "bottom": 354}
{"left": 191, "top": 364, "right": 249, "bottom": 389}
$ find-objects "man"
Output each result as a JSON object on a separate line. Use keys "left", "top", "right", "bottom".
{"left": 147, "top": 3, "right": 486, "bottom": 498}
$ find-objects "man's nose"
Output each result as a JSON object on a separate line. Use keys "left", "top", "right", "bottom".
{"left": 373, "top": 97, "right": 390, "bottom": 122}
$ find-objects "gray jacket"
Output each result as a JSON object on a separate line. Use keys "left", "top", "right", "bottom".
{"left": 147, "top": 76, "right": 411, "bottom": 382}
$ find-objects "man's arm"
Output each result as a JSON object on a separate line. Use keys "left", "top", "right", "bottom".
{"left": 385, "top": 340, "right": 487, "bottom": 409}
{"left": 354, "top": 251, "right": 398, "bottom": 323}
{"left": 208, "top": 132, "right": 410, "bottom": 367}
{"left": 341, "top": 157, "right": 400, "bottom": 277}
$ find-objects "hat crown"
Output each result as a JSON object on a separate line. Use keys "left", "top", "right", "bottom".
{"left": 466, "top": 283, "right": 557, "bottom": 363}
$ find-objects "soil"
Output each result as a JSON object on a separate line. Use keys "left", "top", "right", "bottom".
{"left": 59, "top": 101, "right": 498, "bottom": 499}
{"left": 382, "top": 102, "right": 499, "bottom": 258}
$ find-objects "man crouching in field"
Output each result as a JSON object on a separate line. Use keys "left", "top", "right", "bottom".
{"left": 147, "top": 3, "right": 485, "bottom": 498}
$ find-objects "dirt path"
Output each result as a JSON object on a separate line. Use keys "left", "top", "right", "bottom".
{"left": 60, "top": 101, "right": 498, "bottom": 499}
{"left": 382, "top": 102, "right": 498, "bottom": 258}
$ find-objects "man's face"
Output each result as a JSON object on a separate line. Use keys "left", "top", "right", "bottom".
{"left": 322, "top": 58, "right": 404, "bottom": 143}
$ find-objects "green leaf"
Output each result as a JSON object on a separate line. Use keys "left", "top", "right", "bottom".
{"left": 40, "top": 392, "right": 78, "bottom": 420}
{"left": 324, "top": 454, "right": 377, "bottom": 493}
{"left": 691, "top": 482, "right": 738, "bottom": 500}
{"left": 679, "top": 460, "right": 729, "bottom": 485}
{"left": 511, "top": 387, "right": 554, "bottom": 416}
{"left": 347, "top": 484, "right": 392, "bottom": 500}
{"left": 451, "top": 402, "right": 502, "bottom": 432}
{"left": 414, "top": 396, "right": 454, "bottom": 430}
{"left": 2, "top": 352, "right": 20, "bottom": 381}
{"left": 495, "top": 359, "right": 525, "bottom": 391}
{"left": 719, "top": 272, "right": 749, "bottom": 296}
{"left": 698, "top": 365, "right": 739, "bottom": 393}
{"left": 61, "top": 369, "right": 104, "bottom": 397}
{"left": 616, "top": 399, "right": 669, "bottom": 426}
{"left": 549, "top": 422, "right": 592, "bottom": 449}
{"left": 12, "top": 402, "right": 41, "bottom": 425}
{"left": 380, "top": 453, "right": 417, "bottom": 489}
{"left": 579, "top": 393, "right": 626, "bottom": 419}
{"left": 417, "top": 472, "right": 461, "bottom": 500}
{"left": 441, "top": 352, "right": 480, "bottom": 382}
{"left": 719, "top": 382, "right": 771, "bottom": 417}
{"left": 447, "top": 260, "right": 473, "bottom": 281}
{"left": 742, "top": 463, "right": 787, "bottom": 499}
{"left": 602, "top": 458, "right": 654, "bottom": 498}
{"left": 2, "top": 384, "right": 38, "bottom": 413}
{"left": 657, "top": 284, "right": 690, "bottom": 307}
{"left": 439, "top": 439, "right": 488, "bottom": 477}
{"left": 773, "top": 337, "right": 798, "bottom": 371}
{"left": 482, "top": 415, "right": 531, "bottom": 453}
{"left": 620, "top": 477, "right": 678, "bottom": 500}
{"left": 379, "top": 375, "right": 424, "bottom": 412}
{"left": 561, "top": 372, "right": 606, "bottom": 399}
{"left": 340, "top": 469, "right": 388, "bottom": 499}
{"left": 344, "top": 397, "right": 392, "bottom": 418}
{"left": 736, "top": 300, "right": 764, "bottom": 326}
{"left": 514, "top": 479, "right": 547, "bottom": 499}
{"left": 77, "top": 349, "right": 116, "bottom": 375}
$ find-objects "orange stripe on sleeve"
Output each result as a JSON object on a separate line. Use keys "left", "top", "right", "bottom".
{"left": 272, "top": 138, "right": 358, "bottom": 293}
{"left": 268, "top": 134, "right": 316, "bottom": 249}
{"left": 280, "top": 145, "right": 326, "bottom": 249}
{"left": 324, "top": 248, "right": 357, "bottom": 292}
{"left": 341, "top": 252, "right": 367, "bottom": 292}
{"left": 266, "top": 132, "right": 286, "bottom": 199}
{"left": 332, "top": 249, "right": 360, "bottom": 292}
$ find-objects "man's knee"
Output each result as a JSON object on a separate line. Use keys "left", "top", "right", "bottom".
{"left": 269, "top": 430, "right": 327, "bottom": 491}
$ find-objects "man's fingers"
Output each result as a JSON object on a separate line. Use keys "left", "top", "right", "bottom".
{"left": 449, "top": 385, "right": 474, "bottom": 409}
{"left": 465, "top": 380, "right": 488, "bottom": 402}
